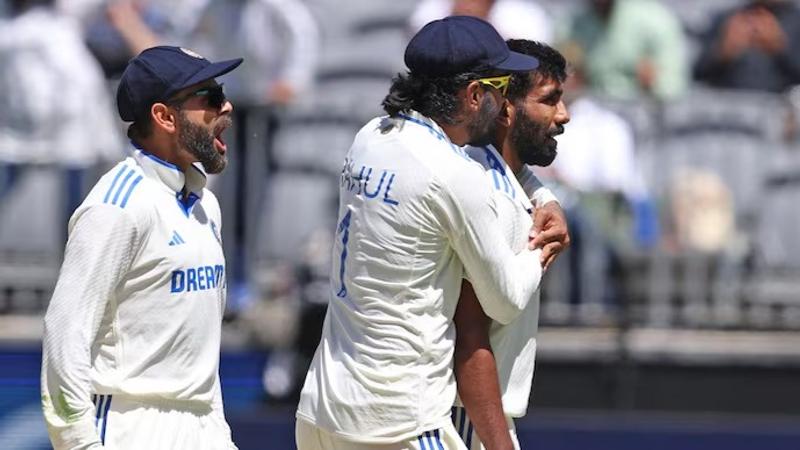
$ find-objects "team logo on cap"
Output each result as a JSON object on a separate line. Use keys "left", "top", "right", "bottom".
{"left": 179, "top": 47, "right": 204, "bottom": 59}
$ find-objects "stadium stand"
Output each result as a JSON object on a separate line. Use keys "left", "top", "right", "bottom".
{"left": 6, "top": 1, "right": 800, "bottom": 448}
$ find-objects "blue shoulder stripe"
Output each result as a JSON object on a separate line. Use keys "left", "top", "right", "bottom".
{"left": 103, "top": 166, "right": 128, "bottom": 204}
{"left": 111, "top": 169, "right": 136, "bottom": 205}
{"left": 119, "top": 175, "right": 143, "bottom": 209}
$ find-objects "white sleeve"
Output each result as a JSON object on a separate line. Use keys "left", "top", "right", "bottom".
{"left": 517, "top": 165, "right": 559, "bottom": 208}
{"left": 433, "top": 167, "right": 543, "bottom": 325}
{"left": 41, "top": 205, "right": 138, "bottom": 450}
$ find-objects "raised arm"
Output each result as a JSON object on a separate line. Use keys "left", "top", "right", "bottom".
{"left": 434, "top": 166, "right": 543, "bottom": 324}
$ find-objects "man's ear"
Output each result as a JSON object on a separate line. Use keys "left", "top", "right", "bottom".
{"left": 464, "top": 81, "right": 483, "bottom": 113}
{"left": 497, "top": 98, "right": 513, "bottom": 128}
{"left": 151, "top": 103, "right": 177, "bottom": 134}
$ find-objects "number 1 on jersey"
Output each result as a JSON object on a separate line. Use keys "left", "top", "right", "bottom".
{"left": 335, "top": 210, "right": 352, "bottom": 298}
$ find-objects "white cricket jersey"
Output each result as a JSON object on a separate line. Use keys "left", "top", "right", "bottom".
{"left": 460, "top": 144, "right": 555, "bottom": 418}
{"left": 41, "top": 148, "right": 232, "bottom": 450}
{"left": 296, "top": 111, "right": 543, "bottom": 443}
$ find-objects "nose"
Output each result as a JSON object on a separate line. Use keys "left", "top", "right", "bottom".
{"left": 220, "top": 99, "right": 234, "bottom": 115}
{"left": 556, "top": 100, "right": 570, "bottom": 125}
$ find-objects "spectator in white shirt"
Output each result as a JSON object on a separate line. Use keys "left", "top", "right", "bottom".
{"left": 409, "top": 0, "right": 554, "bottom": 42}
{"left": 0, "top": 0, "right": 122, "bottom": 229}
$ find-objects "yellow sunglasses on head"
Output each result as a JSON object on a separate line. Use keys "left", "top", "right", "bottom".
{"left": 476, "top": 74, "right": 511, "bottom": 96}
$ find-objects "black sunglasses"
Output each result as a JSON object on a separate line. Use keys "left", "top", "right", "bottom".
{"left": 167, "top": 83, "right": 227, "bottom": 110}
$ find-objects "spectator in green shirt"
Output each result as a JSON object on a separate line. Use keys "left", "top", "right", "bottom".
{"left": 564, "top": 0, "right": 689, "bottom": 100}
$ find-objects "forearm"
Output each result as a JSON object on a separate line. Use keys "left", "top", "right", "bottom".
{"left": 456, "top": 202, "right": 543, "bottom": 324}
{"left": 454, "top": 281, "right": 513, "bottom": 450}
{"left": 440, "top": 166, "right": 543, "bottom": 324}
{"left": 455, "top": 345, "right": 513, "bottom": 450}
{"left": 263, "top": 0, "right": 319, "bottom": 92}
{"left": 516, "top": 165, "right": 558, "bottom": 208}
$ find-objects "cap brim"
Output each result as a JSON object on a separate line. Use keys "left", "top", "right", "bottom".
{"left": 493, "top": 51, "right": 539, "bottom": 73}
{"left": 170, "top": 58, "right": 244, "bottom": 96}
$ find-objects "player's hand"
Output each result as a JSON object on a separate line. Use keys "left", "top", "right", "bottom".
{"left": 267, "top": 80, "right": 296, "bottom": 105}
{"left": 750, "top": 6, "right": 787, "bottom": 54}
{"left": 636, "top": 58, "right": 656, "bottom": 92}
{"left": 529, "top": 201, "right": 569, "bottom": 270}
{"left": 718, "top": 12, "right": 753, "bottom": 61}
{"left": 106, "top": 0, "right": 159, "bottom": 54}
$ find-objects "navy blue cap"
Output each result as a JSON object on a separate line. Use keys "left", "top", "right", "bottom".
{"left": 405, "top": 16, "right": 539, "bottom": 77}
{"left": 116, "top": 46, "right": 243, "bottom": 122}
{"left": 405, "top": 16, "right": 539, "bottom": 76}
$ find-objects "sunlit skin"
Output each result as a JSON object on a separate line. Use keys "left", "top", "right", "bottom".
{"left": 492, "top": 73, "right": 571, "bottom": 270}
{"left": 440, "top": 81, "right": 505, "bottom": 147}
{"left": 454, "top": 74, "right": 571, "bottom": 450}
{"left": 497, "top": 74, "right": 570, "bottom": 174}
{"left": 137, "top": 80, "right": 234, "bottom": 178}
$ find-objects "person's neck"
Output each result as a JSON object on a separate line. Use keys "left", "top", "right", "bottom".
{"left": 438, "top": 122, "right": 472, "bottom": 147}
{"left": 138, "top": 137, "right": 190, "bottom": 172}
{"left": 494, "top": 125, "right": 523, "bottom": 174}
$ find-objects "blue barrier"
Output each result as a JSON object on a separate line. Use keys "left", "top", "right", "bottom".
{"left": 3, "top": 347, "right": 800, "bottom": 450}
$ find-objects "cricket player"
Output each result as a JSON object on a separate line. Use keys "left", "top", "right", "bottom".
{"left": 453, "top": 40, "right": 571, "bottom": 450}
{"left": 296, "top": 17, "right": 546, "bottom": 449}
{"left": 41, "top": 46, "right": 242, "bottom": 449}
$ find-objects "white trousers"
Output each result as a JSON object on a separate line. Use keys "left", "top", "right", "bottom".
{"left": 91, "top": 394, "right": 236, "bottom": 450}
{"left": 296, "top": 418, "right": 468, "bottom": 450}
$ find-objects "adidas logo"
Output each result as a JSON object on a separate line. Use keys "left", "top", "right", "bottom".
{"left": 168, "top": 230, "right": 186, "bottom": 246}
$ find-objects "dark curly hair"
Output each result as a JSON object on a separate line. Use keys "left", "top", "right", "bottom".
{"left": 382, "top": 70, "right": 488, "bottom": 125}
{"left": 505, "top": 40, "right": 568, "bottom": 105}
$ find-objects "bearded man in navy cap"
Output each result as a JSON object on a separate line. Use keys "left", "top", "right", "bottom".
{"left": 295, "top": 16, "right": 548, "bottom": 450}
{"left": 41, "top": 46, "right": 242, "bottom": 450}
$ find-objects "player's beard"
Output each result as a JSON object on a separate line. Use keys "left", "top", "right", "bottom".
{"left": 177, "top": 111, "right": 230, "bottom": 174}
{"left": 466, "top": 93, "right": 501, "bottom": 147}
{"left": 509, "top": 106, "right": 562, "bottom": 167}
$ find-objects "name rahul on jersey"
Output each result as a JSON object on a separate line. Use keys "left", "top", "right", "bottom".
{"left": 340, "top": 158, "right": 400, "bottom": 206}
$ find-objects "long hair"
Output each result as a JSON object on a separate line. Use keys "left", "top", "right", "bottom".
{"left": 381, "top": 71, "right": 484, "bottom": 125}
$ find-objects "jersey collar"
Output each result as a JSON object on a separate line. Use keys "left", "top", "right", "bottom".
{"left": 397, "top": 110, "right": 452, "bottom": 144}
{"left": 130, "top": 142, "right": 207, "bottom": 198}
{"left": 483, "top": 144, "right": 508, "bottom": 174}
{"left": 397, "top": 110, "right": 471, "bottom": 159}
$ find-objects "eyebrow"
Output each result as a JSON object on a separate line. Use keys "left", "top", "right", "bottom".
{"left": 537, "top": 87, "right": 563, "bottom": 102}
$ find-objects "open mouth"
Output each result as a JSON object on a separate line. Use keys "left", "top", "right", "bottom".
{"left": 213, "top": 126, "right": 227, "bottom": 154}
{"left": 548, "top": 124, "right": 565, "bottom": 138}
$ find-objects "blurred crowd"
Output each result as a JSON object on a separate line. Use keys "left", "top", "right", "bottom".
{"left": 3, "top": 0, "right": 800, "bottom": 399}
